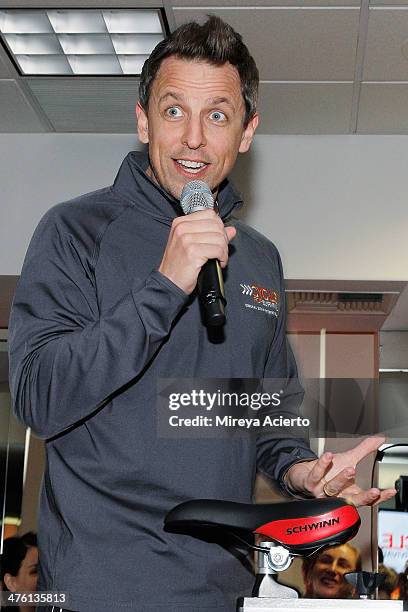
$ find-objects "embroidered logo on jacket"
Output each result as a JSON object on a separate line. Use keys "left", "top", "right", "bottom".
{"left": 240, "top": 283, "right": 279, "bottom": 317}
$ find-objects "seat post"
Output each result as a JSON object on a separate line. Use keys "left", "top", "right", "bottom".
{"left": 257, "top": 541, "right": 277, "bottom": 576}
{"left": 253, "top": 542, "right": 298, "bottom": 599}
{"left": 258, "top": 541, "right": 292, "bottom": 574}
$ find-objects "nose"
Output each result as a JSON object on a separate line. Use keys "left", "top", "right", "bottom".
{"left": 182, "top": 115, "right": 206, "bottom": 150}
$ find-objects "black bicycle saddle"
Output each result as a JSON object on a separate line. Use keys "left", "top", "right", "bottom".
{"left": 164, "top": 497, "right": 360, "bottom": 555}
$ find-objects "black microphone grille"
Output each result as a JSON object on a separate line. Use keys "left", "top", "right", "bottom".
{"left": 180, "top": 180, "right": 214, "bottom": 215}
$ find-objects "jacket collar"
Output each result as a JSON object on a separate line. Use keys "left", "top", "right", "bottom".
{"left": 112, "top": 150, "right": 243, "bottom": 225}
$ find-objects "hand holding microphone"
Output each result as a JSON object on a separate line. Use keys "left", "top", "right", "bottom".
{"left": 158, "top": 180, "right": 236, "bottom": 326}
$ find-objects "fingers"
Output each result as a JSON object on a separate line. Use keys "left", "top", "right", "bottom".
{"left": 186, "top": 241, "right": 230, "bottom": 268}
{"left": 304, "top": 453, "right": 355, "bottom": 498}
{"left": 225, "top": 225, "right": 237, "bottom": 242}
{"left": 305, "top": 452, "right": 333, "bottom": 488}
{"left": 337, "top": 487, "right": 396, "bottom": 508}
{"left": 159, "top": 209, "right": 235, "bottom": 293}
{"left": 345, "top": 488, "right": 381, "bottom": 507}
{"left": 172, "top": 211, "right": 228, "bottom": 237}
{"left": 319, "top": 468, "right": 356, "bottom": 497}
{"left": 377, "top": 487, "right": 397, "bottom": 504}
{"left": 347, "top": 435, "right": 386, "bottom": 464}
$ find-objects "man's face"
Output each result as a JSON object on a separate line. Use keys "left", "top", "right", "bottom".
{"left": 136, "top": 56, "right": 258, "bottom": 200}
{"left": 304, "top": 545, "right": 358, "bottom": 599}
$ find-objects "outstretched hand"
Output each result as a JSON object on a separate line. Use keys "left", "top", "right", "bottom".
{"left": 285, "top": 435, "right": 396, "bottom": 507}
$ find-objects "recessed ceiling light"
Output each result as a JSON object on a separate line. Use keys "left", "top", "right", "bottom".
{"left": 0, "top": 8, "right": 167, "bottom": 75}
{"left": 58, "top": 34, "right": 115, "bottom": 55}
{"left": 103, "top": 10, "right": 163, "bottom": 34}
{"left": 111, "top": 34, "right": 163, "bottom": 55}
{"left": 16, "top": 54, "right": 72, "bottom": 75}
{"left": 4, "top": 34, "right": 62, "bottom": 55}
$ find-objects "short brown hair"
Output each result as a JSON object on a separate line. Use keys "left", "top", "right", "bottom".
{"left": 139, "top": 16, "right": 259, "bottom": 126}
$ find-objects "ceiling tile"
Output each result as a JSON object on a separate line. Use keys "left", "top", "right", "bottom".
{"left": 26, "top": 78, "right": 140, "bottom": 132}
{"left": 0, "top": 54, "right": 11, "bottom": 77}
{"left": 258, "top": 82, "right": 353, "bottom": 134}
{"left": 0, "top": 1, "right": 162, "bottom": 6}
{"left": 0, "top": 43, "right": 16, "bottom": 77}
{"left": 173, "top": 8, "right": 360, "bottom": 80}
{"left": 174, "top": 0, "right": 359, "bottom": 4}
{"left": 364, "top": 8, "right": 408, "bottom": 80}
{"left": 370, "top": 0, "right": 408, "bottom": 5}
{"left": 358, "top": 83, "right": 408, "bottom": 134}
{"left": 0, "top": 80, "right": 47, "bottom": 131}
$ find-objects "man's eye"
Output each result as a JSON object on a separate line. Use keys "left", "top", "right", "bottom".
{"left": 166, "top": 107, "right": 182, "bottom": 118}
{"left": 210, "top": 111, "right": 226, "bottom": 122}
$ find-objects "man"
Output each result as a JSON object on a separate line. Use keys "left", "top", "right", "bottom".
{"left": 302, "top": 543, "right": 361, "bottom": 599}
{"left": 9, "top": 16, "right": 395, "bottom": 612}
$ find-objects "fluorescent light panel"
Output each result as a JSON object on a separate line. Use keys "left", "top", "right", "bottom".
{"left": 0, "top": 11, "right": 53, "bottom": 34}
{"left": 103, "top": 10, "right": 163, "bottom": 34}
{"left": 0, "top": 9, "right": 165, "bottom": 75}
{"left": 48, "top": 10, "right": 107, "bottom": 34}
{"left": 68, "top": 54, "right": 122, "bottom": 75}
{"left": 111, "top": 34, "right": 163, "bottom": 55}
{"left": 16, "top": 54, "right": 72, "bottom": 75}
{"left": 118, "top": 55, "right": 149, "bottom": 75}
{"left": 4, "top": 34, "right": 62, "bottom": 55}
{"left": 59, "top": 34, "right": 115, "bottom": 55}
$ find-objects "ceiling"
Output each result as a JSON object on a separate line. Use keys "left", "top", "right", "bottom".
{"left": 2, "top": 0, "right": 408, "bottom": 134}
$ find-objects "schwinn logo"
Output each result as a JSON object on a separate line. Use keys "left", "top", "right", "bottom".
{"left": 286, "top": 517, "right": 340, "bottom": 535}
{"left": 240, "top": 283, "right": 279, "bottom": 317}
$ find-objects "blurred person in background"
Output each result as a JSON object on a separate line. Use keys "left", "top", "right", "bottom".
{"left": 1, "top": 532, "right": 38, "bottom": 612}
{"left": 390, "top": 566, "right": 408, "bottom": 600}
{"left": 302, "top": 543, "right": 361, "bottom": 599}
{"left": 378, "top": 564, "right": 398, "bottom": 599}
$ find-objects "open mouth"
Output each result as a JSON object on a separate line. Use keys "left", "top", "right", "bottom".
{"left": 173, "top": 159, "right": 209, "bottom": 176}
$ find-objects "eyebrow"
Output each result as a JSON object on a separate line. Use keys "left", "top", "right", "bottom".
{"left": 158, "top": 92, "right": 236, "bottom": 110}
{"left": 158, "top": 91, "right": 184, "bottom": 104}
{"left": 207, "top": 96, "right": 235, "bottom": 110}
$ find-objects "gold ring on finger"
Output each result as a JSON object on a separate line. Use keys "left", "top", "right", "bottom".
{"left": 322, "top": 481, "right": 336, "bottom": 497}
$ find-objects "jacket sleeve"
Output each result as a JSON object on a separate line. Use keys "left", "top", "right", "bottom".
{"left": 255, "top": 249, "right": 317, "bottom": 494}
{"left": 8, "top": 206, "right": 188, "bottom": 439}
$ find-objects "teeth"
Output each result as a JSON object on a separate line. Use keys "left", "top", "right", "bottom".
{"left": 177, "top": 159, "right": 206, "bottom": 169}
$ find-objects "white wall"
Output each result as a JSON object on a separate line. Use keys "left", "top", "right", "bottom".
{"left": 1, "top": 134, "right": 140, "bottom": 275}
{"left": 380, "top": 332, "right": 408, "bottom": 369}
{"left": 1, "top": 133, "right": 408, "bottom": 280}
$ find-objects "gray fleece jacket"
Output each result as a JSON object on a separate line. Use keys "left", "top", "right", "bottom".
{"left": 9, "top": 151, "right": 317, "bottom": 611}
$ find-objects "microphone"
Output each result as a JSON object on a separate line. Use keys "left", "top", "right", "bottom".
{"left": 180, "top": 180, "right": 226, "bottom": 327}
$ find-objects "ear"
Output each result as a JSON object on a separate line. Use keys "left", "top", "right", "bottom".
{"left": 3, "top": 572, "right": 17, "bottom": 592}
{"left": 136, "top": 102, "right": 149, "bottom": 144}
{"left": 239, "top": 112, "right": 259, "bottom": 153}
